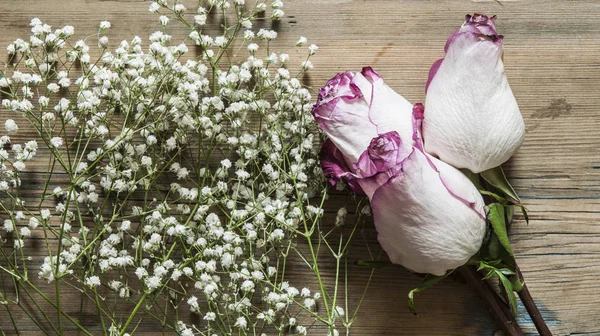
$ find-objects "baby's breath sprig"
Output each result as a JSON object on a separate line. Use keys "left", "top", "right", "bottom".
{"left": 0, "top": 1, "right": 373, "bottom": 335}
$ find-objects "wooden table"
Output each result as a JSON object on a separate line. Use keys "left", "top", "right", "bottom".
{"left": 1, "top": 0, "right": 599, "bottom": 335}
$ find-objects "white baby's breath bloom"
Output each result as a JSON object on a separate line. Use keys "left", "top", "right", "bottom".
{"left": 271, "top": 9, "right": 284, "bottom": 19}
{"left": 241, "top": 18, "right": 252, "bottom": 29}
{"left": 29, "top": 217, "right": 40, "bottom": 229}
{"left": 62, "top": 25, "right": 75, "bottom": 36}
{"left": 296, "top": 36, "right": 307, "bottom": 46}
{"left": 149, "top": 2, "right": 160, "bottom": 12}
{"left": 20, "top": 227, "right": 31, "bottom": 238}
{"left": 13, "top": 161, "right": 26, "bottom": 171}
{"left": 85, "top": 276, "right": 101, "bottom": 288}
{"left": 234, "top": 316, "right": 247, "bottom": 329}
{"left": 47, "top": 83, "right": 60, "bottom": 93}
{"left": 301, "top": 60, "right": 313, "bottom": 70}
{"left": 50, "top": 137, "right": 64, "bottom": 148}
{"left": 5, "top": 119, "right": 18, "bottom": 134}
{"left": 194, "top": 14, "right": 207, "bottom": 25}
{"left": 335, "top": 207, "right": 347, "bottom": 227}
{"left": 256, "top": 2, "right": 267, "bottom": 11}
{"left": 14, "top": 239, "right": 24, "bottom": 249}
{"left": 40, "top": 209, "right": 51, "bottom": 220}
{"left": 173, "top": 4, "right": 186, "bottom": 13}
{"left": 159, "top": 15, "right": 169, "bottom": 26}
{"left": 0, "top": 77, "right": 11, "bottom": 87}
{"left": 214, "top": 36, "right": 227, "bottom": 47}
{"left": 98, "top": 36, "right": 109, "bottom": 48}
{"left": 247, "top": 43, "right": 259, "bottom": 53}
{"left": 203, "top": 311, "right": 216, "bottom": 321}
{"left": 3, "top": 219, "right": 14, "bottom": 232}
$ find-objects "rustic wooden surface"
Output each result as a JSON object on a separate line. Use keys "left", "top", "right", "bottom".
{"left": 1, "top": 0, "right": 600, "bottom": 335}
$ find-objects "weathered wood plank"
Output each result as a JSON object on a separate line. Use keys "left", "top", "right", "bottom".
{"left": 1, "top": 0, "right": 600, "bottom": 335}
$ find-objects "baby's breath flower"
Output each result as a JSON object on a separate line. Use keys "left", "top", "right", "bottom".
{"left": 173, "top": 4, "right": 186, "bottom": 13}
{"left": 247, "top": 43, "right": 259, "bottom": 53}
{"left": 296, "top": 36, "right": 307, "bottom": 46}
{"left": 271, "top": 9, "right": 285, "bottom": 20}
{"left": 5, "top": 119, "right": 18, "bottom": 134}
{"left": 149, "top": 2, "right": 160, "bottom": 13}
{"left": 159, "top": 15, "right": 169, "bottom": 26}
{"left": 99, "top": 21, "right": 111, "bottom": 30}
{"left": 0, "top": 8, "right": 355, "bottom": 336}
{"left": 98, "top": 36, "right": 109, "bottom": 48}
{"left": 50, "top": 137, "right": 63, "bottom": 148}
{"left": 301, "top": 60, "right": 313, "bottom": 70}
{"left": 85, "top": 276, "right": 101, "bottom": 288}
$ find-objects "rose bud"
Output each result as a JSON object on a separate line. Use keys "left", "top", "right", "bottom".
{"left": 314, "top": 69, "right": 487, "bottom": 275}
{"left": 312, "top": 67, "right": 414, "bottom": 169}
{"left": 363, "top": 134, "right": 486, "bottom": 275}
{"left": 354, "top": 113, "right": 486, "bottom": 276}
{"left": 423, "top": 13, "right": 525, "bottom": 173}
{"left": 313, "top": 67, "right": 414, "bottom": 197}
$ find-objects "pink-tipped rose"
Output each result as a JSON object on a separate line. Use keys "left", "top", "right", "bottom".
{"left": 312, "top": 67, "right": 414, "bottom": 169}
{"left": 423, "top": 14, "right": 525, "bottom": 173}
{"left": 314, "top": 70, "right": 486, "bottom": 276}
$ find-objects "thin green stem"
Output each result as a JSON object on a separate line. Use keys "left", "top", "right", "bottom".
{"left": 119, "top": 292, "right": 148, "bottom": 336}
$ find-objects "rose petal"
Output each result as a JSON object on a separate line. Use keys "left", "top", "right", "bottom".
{"left": 370, "top": 149, "right": 486, "bottom": 275}
{"left": 423, "top": 13, "right": 525, "bottom": 173}
{"left": 319, "top": 139, "right": 365, "bottom": 194}
{"left": 312, "top": 68, "right": 414, "bottom": 168}
{"left": 353, "top": 131, "right": 411, "bottom": 178}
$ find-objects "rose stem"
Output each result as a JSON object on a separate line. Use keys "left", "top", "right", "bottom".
{"left": 517, "top": 268, "right": 553, "bottom": 336}
{"left": 457, "top": 266, "right": 524, "bottom": 336}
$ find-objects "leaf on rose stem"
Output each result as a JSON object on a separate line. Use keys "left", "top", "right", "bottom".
{"left": 461, "top": 168, "right": 483, "bottom": 190}
{"left": 477, "top": 261, "right": 519, "bottom": 316}
{"left": 488, "top": 203, "right": 513, "bottom": 257}
{"left": 481, "top": 166, "right": 530, "bottom": 224}
{"left": 408, "top": 272, "right": 451, "bottom": 315}
{"left": 505, "top": 204, "right": 515, "bottom": 225}
{"left": 479, "top": 190, "right": 508, "bottom": 204}
{"left": 481, "top": 166, "right": 520, "bottom": 203}
{"left": 486, "top": 234, "right": 502, "bottom": 261}
{"left": 520, "top": 204, "right": 530, "bottom": 224}
{"left": 356, "top": 259, "right": 390, "bottom": 269}
{"left": 498, "top": 271, "right": 518, "bottom": 316}
{"left": 511, "top": 274, "right": 524, "bottom": 292}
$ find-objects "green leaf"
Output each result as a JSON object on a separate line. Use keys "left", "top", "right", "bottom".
{"left": 481, "top": 166, "right": 520, "bottom": 204}
{"left": 461, "top": 169, "right": 483, "bottom": 190}
{"left": 408, "top": 273, "right": 451, "bottom": 315}
{"left": 482, "top": 270, "right": 495, "bottom": 280}
{"left": 486, "top": 234, "right": 502, "bottom": 260}
{"left": 479, "top": 190, "right": 508, "bottom": 204}
{"left": 520, "top": 204, "right": 530, "bottom": 224}
{"left": 505, "top": 204, "right": 515, "bottom": 225}
{"left": 498, "top": 268, "right": 515, "bottom": 276}
{"left": 356, "top": 259, "right": 390, "bottom": 269}
{"left": 498, "top": 272, "right": 518, "bottom": 316}
{"left": 488, "top": 203, "right": 513, "bottom": 257}
{"left": 511, "top": 274, "right": 524, "bottom": 292}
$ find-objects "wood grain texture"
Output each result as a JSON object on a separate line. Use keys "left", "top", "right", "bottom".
{"left": 1, "top": 0, "right": 600, "bottom": 335}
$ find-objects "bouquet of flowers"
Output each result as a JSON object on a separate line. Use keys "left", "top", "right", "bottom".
{"left": 313, "top": 13, "right": 550, "bottom": 336}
